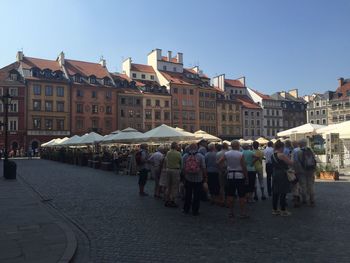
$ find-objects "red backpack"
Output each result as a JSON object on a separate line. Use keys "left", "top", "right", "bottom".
{"left": 185, "top": 153, "right": 201, "bottom": 174}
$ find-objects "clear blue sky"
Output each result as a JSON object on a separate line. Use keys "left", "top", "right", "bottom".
{"left": 1, "top": 0, "right": 349, "bottom": 95}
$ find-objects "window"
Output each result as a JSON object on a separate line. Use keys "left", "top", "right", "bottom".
{"left": 33, "top": 118, "right": 41, "bottom": 129}
{"left": 183, "top": 89, "right": 187, "bottom": 95}
{"left": 251, "top": 120, "right": 254, "bottom": 126}
{"left": 173, "top": 99, "right": 178, "bottom": 106}
{"left": 251, "top": 112, "right": 254, "bottom": 117}
{"left": 92, "top": 119, "right": 98, "bottom": 129}
{"left": 236, "top": 105, "right": 240, "bottom": 111}
{"left": 77, "top": 90, "right": 84, "bottom": 97}
{"left": 244, "top": 111, "right": 248, "bottom": 116}
{"left": 9, "top": 119, "right": 17, "bottom": 131}
{"left": 173, "top": 88, "right": 178, "bottom": 94}
{"left": 9, "top": 101, "right": 18, "bottom": 112}
{"left": 163, "top": 65, "right": 167, "bottom": 71}
{"left": 56, "top": 119, "right": 64, "bottom": 130}
{"left": 76, "top": 104, "right": 83, "bottom": 113}
{"left": 146, "top": 99, "right": 151, "bottom": 106}
{"left": 222, "top": 103, "right": 226, "bottom": 110}
{"left": 105, "top": 119, "right": 112, "bottom": 130}
{"left": 310, "top": 111, "right": 314, "bottom": 116}
{"left": 173, "top": 67, "right": 177, "bottom": 72}
{"left": 155, "top": 100, "right": 160, "bottom": 106}
{"left": 33, "top": 100, "right": 41, "bottom": 111}
{"left": 173, "top": 111, "right": 179, "bottom": 120}
{"left": 128, "top": 110, "right": 134, "bottom": 117}
{"left": 256, "top": 120, "right": 260, "bottom": 126}
{"left": 182, "top": 111, "right": 188, "bottom": 120}
{"left": 121, "top": 98, "right": 126, "bottom": 104}
{"left": 245, "top": 120, "right": 248, "bottom": 126}
{"left": 135, "top": 110, "right": 141, "bottom": 118}
{"left": 256, "top": 112, "right": 260, "bottom": 117}
{"left": 150, "top": 75, "right": 155, "bottom": 80}
{"left": 164, "top": 112, "right": 170, "bottom": 121}
{"left": 92, "top": 91, "right": 97, "bottom": 98}
{"left": 33, "top": 85, "right": 41, "bottom": 95}
{"left": 45, "top": 119, "right": 53, "bottom": 130}
{"left": 120, "top": 109, "right": 124, "bottom": 117}
{"left": 316, "top": 119, "right": 320, "bottom": 124}
{"left": 229, "top": 104, "right": 232, "bottom": 110}
{"left": 322, "top": 119, "right": 327, "bottom": 124}
{"left": 229, "top": 115, "right": 233, "bottom": 121}
{"left": 90, "top": 77, "right": 96, "bottom": 84}
{"left": 132, "top": 73, "right": 137, "bottom": 78}
{"left": 165, "top": 101, "right": 169, "bottom": 107}
{"left": 141, "top": 74, "right": 145, "bottom": 79}
{"left": 56, "top": 102, "right": 64, "bottom": 112}
{"left": 9, "top": 88, "right": 18, "bottom": 97}
{"left": 10, "top": 73, "right": 18, "bottom": 81}
{"left": 92, "top": 105, "right": 98, "bottom": 114}
{"left": 106, "top": 106, "right": 112, "bottom": 114}
{"left": 189, "top": 112, "right": 195, "bottom": 120}
{"left": 145, "top": 110, "right": 152, "bottom": 120}
{"left": 76, "top": 119, "right": 83, "bottom": 129}
{"left": 106, "top": 91, "right": 112, "bottom": 99}
{"left": 236, "top": 115, "right": 240, "bottom": 122}
{"left": 127, "top": 98, "right": 133, "bottom": 105}
{"left": 190, "top": 89, "right": 194, "bottom": 95}
{"left": 45, "top": 101, "right": 53, "bottom": 112}
{"left": 322, "top": 109, "right": 326, "bottom": 115}
{"left": 222, "top": 114, "right": 226, "bottom": 121}
{"left": 155, "top": 111, "right": 161, "bottom": 120}
{"left": 316, "top": 110, "right": 320, "bottom": 115}
{"left": 45, "top": 86, "right": 53, "bottom": 96}
{"left": 56, "top": 86, "right": 64, "bottom": 97}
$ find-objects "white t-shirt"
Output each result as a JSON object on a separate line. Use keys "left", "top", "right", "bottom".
{"left": 264, "top": 147, "right": 274, "bottom": 164}
{"left": 224, "top": 150, "right": 244, "bottom": 179}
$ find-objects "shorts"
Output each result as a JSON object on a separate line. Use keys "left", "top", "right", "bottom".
{"left": 138, "top": 168, "right": 148, "bottom": 186}
{"left": 225, "top": 178, "right": 246, "bottom": 198}
{"left": 247, "top": 171, "right": 257, "bottom": 192}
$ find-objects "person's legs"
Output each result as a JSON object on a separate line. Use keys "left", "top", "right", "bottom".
{"left": 272, "top": 193, "right": 279, "bottom": 211}
{"left": 183, "top": 180, "right": 193, "bottom": 213}
{"left": 165, "top": 169, "right": 173, "bottom": 204}
{"left": 170, "top": 170, "right": 180, "bottom": 205}
{"left": 248, "top": 172, "right": 256, "bottom": 202}
{"left": 236, "top": 179, "right": 247, "bottom": 217}
{"left": 226, "top": 179, "right": 235, "bottom": 217}
{"left": 138, "top": 169, "right": 148, "bottom": 195}
{"left": 280, "top": 193, "right": 287, "bottom": 211}
{"left": 266, "top": 163, "right": 273, "bottom": 196}
{"left": 218, "top": 170, "right": 226, "bottom": 205}
{"left": 192, "top": 182, "right": 202, "bottom": 215}
{"left": 299, "top": 173, "right": 307, "bottom": 203}
{"left": 306, "top": 172, "right": 315, "bottom": 204}
{"left": 257, "top": 171, "right": 266, "bottom": 199}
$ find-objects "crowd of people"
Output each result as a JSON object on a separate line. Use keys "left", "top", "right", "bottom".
{"left": 135, "top": 138, "right": 317, "bottom": 218}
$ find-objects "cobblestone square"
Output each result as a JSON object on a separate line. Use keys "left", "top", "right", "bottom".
{"left": 15, "top": 159, "right": 350, "bottom": 263}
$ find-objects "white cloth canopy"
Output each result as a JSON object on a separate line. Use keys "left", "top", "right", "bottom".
{"left": 194, "top": 130, "right": 221, "bottom": 142}
{"left": 316, "top": 121, "right": 350, "bottom": 139}
{"left": 102, "top": 127, "right": 143, "bottom": 143}
{"left": 41, "top": 139, "right": 56, "bottom": 147}
{"left": 277, "top": 123, "right": 326, "bottom": 137}
{"left": 136, "top": 124, "right": 196, "bottom": 142}
{"left": 51, "top": 137, "right": 69, "bottom": 146}
{"left": 77, "top": 132, "right": 104, "bottom": 145}
{"left": 256, "top": 137, "right": 269, "bottom": 144}
{"left": 61, "top": 135, "right": 81, "bottom": 146}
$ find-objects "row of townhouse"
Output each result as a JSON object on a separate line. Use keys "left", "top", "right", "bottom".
{"left": 0, "top": 48, "right": 307, "bottom": 151}
{"left": 305, "top": 78, "right": 350, "bottom": 125}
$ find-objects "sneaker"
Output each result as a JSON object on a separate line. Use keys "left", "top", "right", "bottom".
{"left": 280, "top": 210, "right": 292, "bottom": 217}
{"left": 272, "top": 210, "right": 280, "bottom": 216}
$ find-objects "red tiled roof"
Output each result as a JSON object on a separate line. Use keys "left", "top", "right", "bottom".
{"left": 225, "top": 79, "right": 245, "bottom": 88}
{"left": 130, "top": 63, "right": 155, "bottom": 74}
{"left": 0, "top": 62, "right": 24, "bottom": 86}
{"left": 184, "top": 68, "right": 209, "bottom": 79}
{"left": 335, "top": 82, "right": 350, "bottom": 99}
{"left": 21, "top": 57, "right": 62, "bottom": 71}
{"left": 160, "top": 56, "right": 179, "bottom": 63}
{"left": 160, "top": 70, "right": 198, "bottom": 86}
{"left": 65, "top": 59, "right": 110, "bottom": 78}
{"left": 236, "top": 95, "right": 261, "bottom": 109}
{"left": 253, "top": 89, "right": 271, "bottom": 99}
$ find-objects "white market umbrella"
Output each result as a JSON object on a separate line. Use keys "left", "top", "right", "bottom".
{"left": 316, "top": 120, "right": 350, "bottom": 139}
{"left": 41, "top": 138, "right": 56, "bottom": 147}
{"left": 77, "top": 132, "right": 103, "bottom": 145}
{"left": 51, "top": 137, "right": 69, "bottom": 146}
{"left": 103, "top": 127, "right": 143, "bottom": 144}
{"left": 194, "top": 130, "right": 221, "bottom": 142}
{"left": 61, "top": 135, "right": 81, "bottom": 146}
{"left": 277, "top": 123, "right": 326, "bottom": 137}
{"left": 136, "top": 124, "right": 196, "bottom": 143}
{"left": 256, "top": 137, "right": 269, "bottom": 145}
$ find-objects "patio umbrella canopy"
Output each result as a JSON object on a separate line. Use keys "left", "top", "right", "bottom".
{"left": 102, "top": 127, "right": 143, "bottom": 144}
{"left": 136, "top": 124, "right": 196, "bottom": 143}
{"left": 77, "top": 132, "right": 104, "bottom": 145}
{"left": 277, "top": 123, "right": 326, "bottom": 137}
{"left": 41, "top": 138, "right": 56, "bottom": 147}
{"left": 51, "top": 137, "right": 69, "bottom": 147}
{"left": 194, "top": 130, "right": 221, "bottom": 142}
{"left": 316, "top": 121, "right": 350, "bottom": 139}
{"left": 61, "top": 135, "right": 81, "bottom": 146}
{"left": 256, "top": 137, "right": 269, "bottom": 145}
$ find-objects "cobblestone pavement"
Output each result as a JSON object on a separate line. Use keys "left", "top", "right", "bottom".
{"left": 16, "top": 159, "right": 350, "bottom": 263}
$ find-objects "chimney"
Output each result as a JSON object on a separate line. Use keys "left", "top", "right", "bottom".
{"left": 167, "top": 51, "right": 172, "bottom": 62}
{"left": 288, "top": 89, "right": 298, "bottom": 98}
{"left": 156, "top": 49, "right": 162, "bottom": 60}
{"left": 16, "top": 51, "right": 23, "bottom": 62}
{"left": 58, "top": 51, "right": 65, "bottom": 66}
{"left": 99, "top": 57, "right": 106, "bottom": 67}
{"left": 176, "top": 52, "right": 183, "bottom": 64}
{"left": 238, "top": 76, "right": 246, "bottom": 86}
{"left": 338, "top": 77, "right": 344, "bottom": 87}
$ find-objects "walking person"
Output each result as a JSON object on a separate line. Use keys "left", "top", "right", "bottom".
{"left": 296, "top": 139, "right": 317, "bottom": 206}
{"left": 113, "top": 149, "right": 120, "bottom": 174}
{"left": 218, "top": 140, "right": 248, "bottom": 219}
{"left": 148, "top": 146, "right": 165, "bottom": 199}
{"left": 264, "top": 141, "right": 274, "bottom": 196}
{"left": 165, "top": 142, "right": 182, "bottom": 208}
{"left": 242, "top": 144, "right": 256, "bottom": 203}
{"left": 205, "top": 143, "right": 220, "bottom": 205}
{"left": 290, "top": 141, "right": 301, "bottom": 207}
{"left": 271, "top": 140, "right": 294, "bottom": 216}
{"left": 182, "top": 143, "right": 207, "bottom": 216}
{"left": 136, "top": 144, "right": 150, "bottom": 196}
{"left": 252, "top": 141, "right": 266, "bottom": 201}
{"left": 216, "top": 142, "right": 229, "bottom": 206}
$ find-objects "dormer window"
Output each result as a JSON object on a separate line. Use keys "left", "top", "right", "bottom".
{"left": 32, "top": 68, "right": 39, "bottom": 78}
{"left": 75, "top": 75, "right": 81, "bottom": 83}
{"left": 104, "top": 78, "right": 111, "bottom": 86}
{"left": 90, "top": 76, "right": 96, "bottom": 84}
{"left": 54, "top": 71, "right": 63, "bottom": 79}
{"left": 44, "top": 69, "right": 52, "bottom": 78}
{"left": 10, "top": 73, "right": 18, "bottom": 81}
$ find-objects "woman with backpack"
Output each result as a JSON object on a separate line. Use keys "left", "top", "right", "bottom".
{"left": 182, "top": 143, "right": 207, "bottom": 216}
{"left": 271, "top": 140, "right": 294, "bottom": 216}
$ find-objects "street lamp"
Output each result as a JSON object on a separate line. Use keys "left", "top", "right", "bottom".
{"left": 0, "top": 90, "right": 15, "bottom": 179}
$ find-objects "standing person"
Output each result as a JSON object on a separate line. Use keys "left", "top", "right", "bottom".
{"left": 198, "top": 139, "right": 208, "bottom": 156}
{"left": 136, "top": 144, "right": 150, "bottom": 196}
{"left": 271, "top": 140, "right": 294, "bottom": 216}
{"left": 252, "top": 141, "right": 266, "bottom": 201}
{"left": 148, "top": 146, "right": 165, "bottom": 199}
{"left": 283, "top": 140, "right": 293, "bottom": 158}
{"left": 296, "top": 139, "right": 317, "bottom": 206}
{"left": 205, "top": 143, "right": 220, "bottom": 204}
{"left": 264, "top": 141, "right": 274, "bottom": 196}
{"left": 216, "top": 142, "right": 229, "bottom": 206}
{"left": 165, "top": 142, "right": 182, "bottom": 207}
{"left": 113, "top": 148, "right": 119, "bottom": 174}
{"left": 291, "top": 140, "right": 301, "bottom": 207}
{"left": 242, "top": 144, "right": 256, "bottom": 203}
{"left": 182, "top": 143, "right": 207, "bottom": 216}
{"left": 218, "top": 140, "right": 248, "bottom": 219}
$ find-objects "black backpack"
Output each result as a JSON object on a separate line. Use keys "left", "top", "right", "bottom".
{"left": 300, "top": 148, "right": 316, "bottom": 171}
